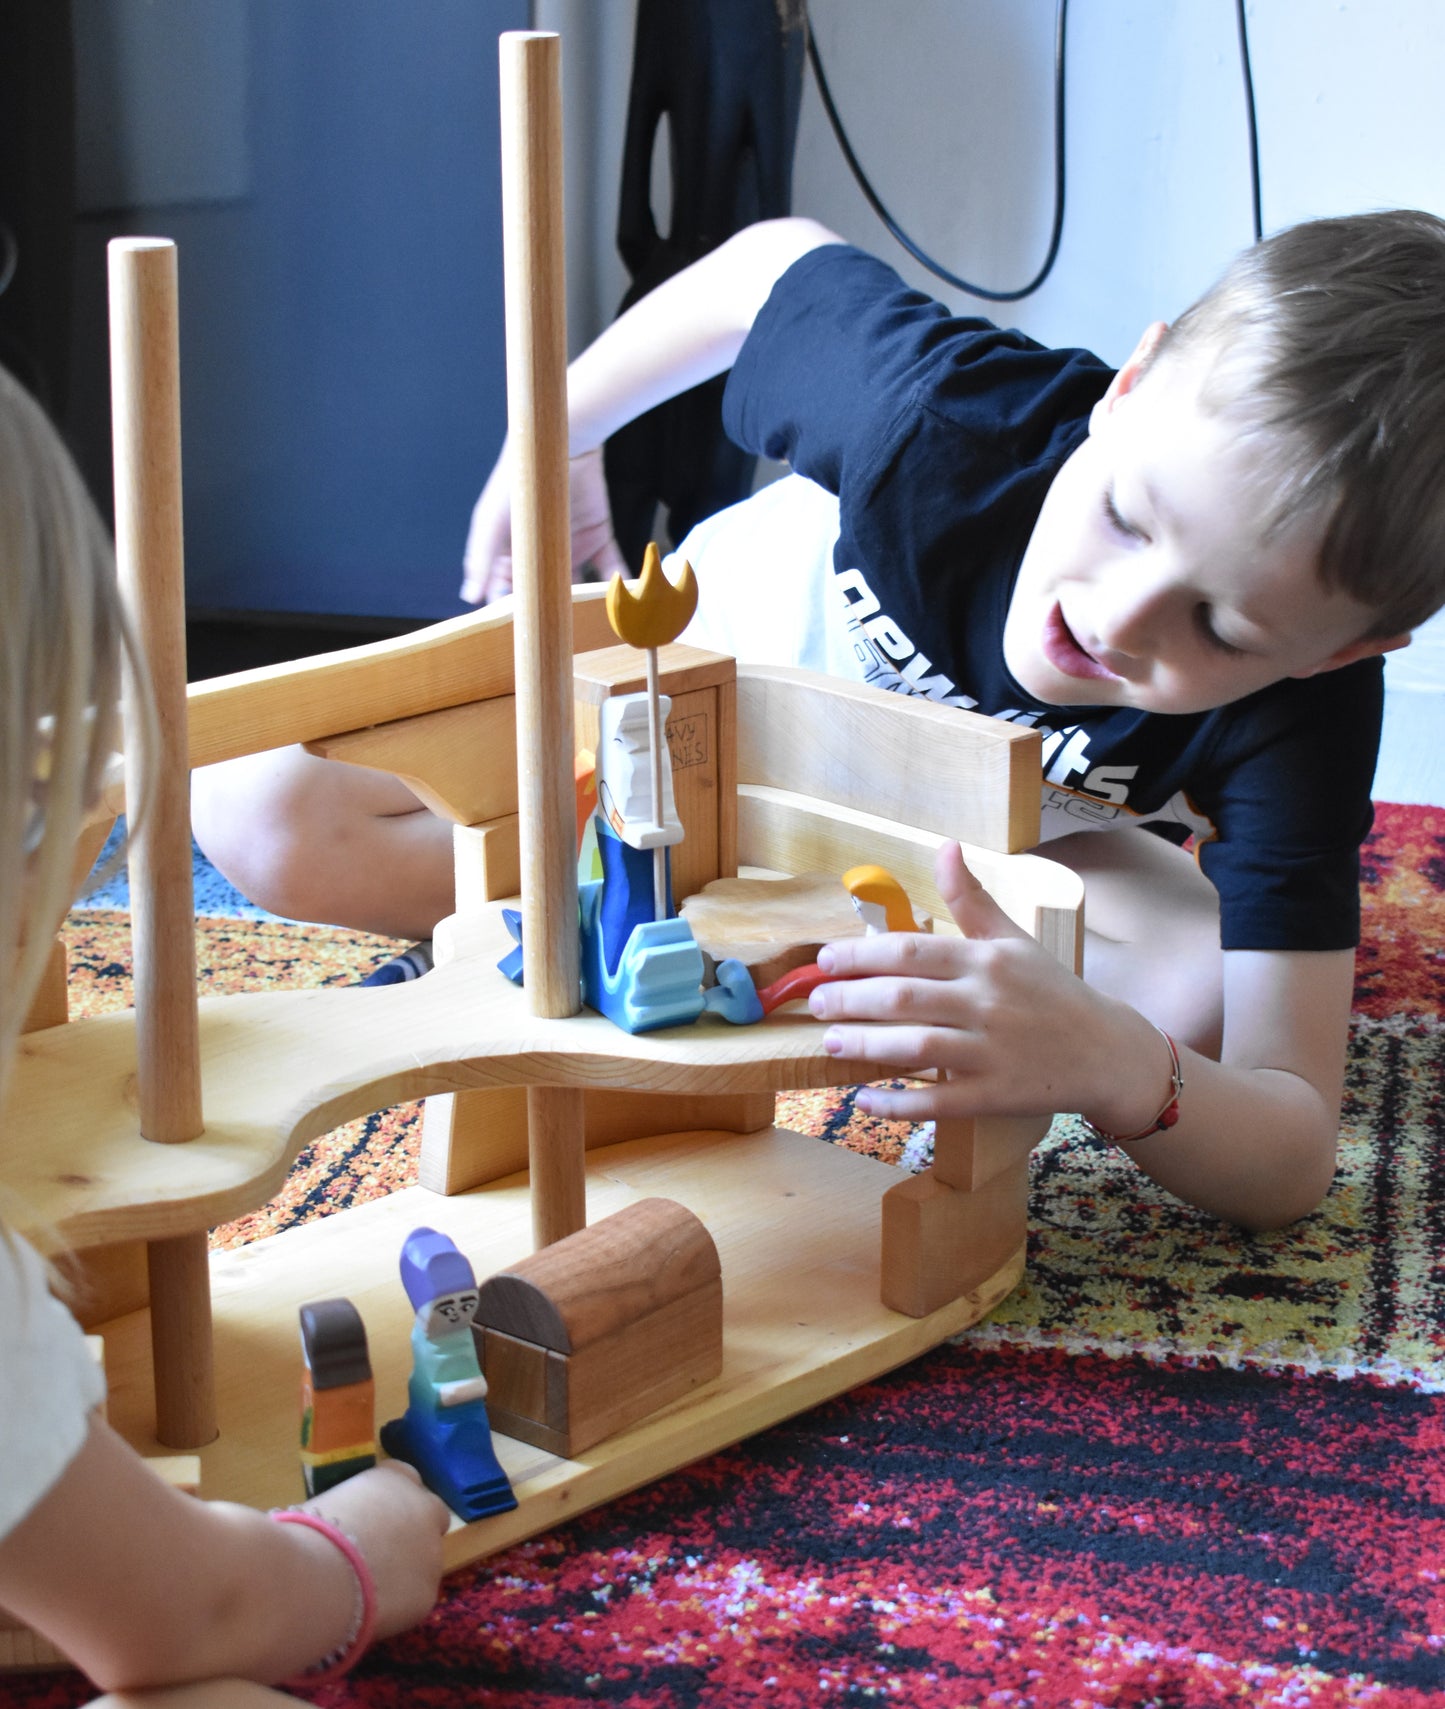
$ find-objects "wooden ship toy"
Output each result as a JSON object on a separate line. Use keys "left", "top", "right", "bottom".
{"left": 4, "top": 32, "right": 1083, "bottom": 1573}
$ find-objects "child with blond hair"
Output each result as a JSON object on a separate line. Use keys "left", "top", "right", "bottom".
{"left": 0, "top": 364, "right": 449, "bottom": 1694}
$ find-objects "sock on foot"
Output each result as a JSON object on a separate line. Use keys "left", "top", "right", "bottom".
{"left": 362, "top": 940, "right": 435, "bottom": 987}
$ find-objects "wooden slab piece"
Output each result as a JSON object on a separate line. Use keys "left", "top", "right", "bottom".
{"left": 680, "top": 872, "right": 930, "bottom": 986}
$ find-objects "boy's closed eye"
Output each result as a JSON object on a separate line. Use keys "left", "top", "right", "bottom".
{"left": 1102, "top": 486, "right": 1248, "bottom": 657}
{"left": 1102, "top": 486, "right": 1149, "bottom": 543}
{"left": 1194, "top": 604, "right": 1247, "bottom": 656}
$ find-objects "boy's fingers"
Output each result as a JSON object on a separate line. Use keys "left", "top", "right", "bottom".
{"left": 819, "top": 1018, "right": 976, "bottom": 1076}
{"left": 816, "top": 930, "right": 968, "bottom": 981}
{"left": 809, "top": 971, "right": 972, "bottom": 1028}
{"left": 935, "top": 841, "right": 1028, "bottom": 942}
{"left": 463, "top": 554, "right": 513, "bottom": 606}
{"left": 856, "top": 1081, "right": 973, "bottom": 1122}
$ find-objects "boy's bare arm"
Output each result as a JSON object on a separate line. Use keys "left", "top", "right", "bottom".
{"left": 1132, "top": 946, "right": 1352, "bottom": 1227}
{"left": 463, "top": 215, "right": 842, "bottom": 603}
{"left": 809, "top": 842, "right": 1348, "bottom": 1231}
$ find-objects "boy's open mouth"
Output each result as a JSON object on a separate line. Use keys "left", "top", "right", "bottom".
{"left": 1043, "top": 604, "right": 1118, "bottom": 682}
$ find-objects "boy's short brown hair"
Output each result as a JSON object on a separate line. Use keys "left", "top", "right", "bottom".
{"left": 1156, "top": 209, "right": 1445, "bottom": 639}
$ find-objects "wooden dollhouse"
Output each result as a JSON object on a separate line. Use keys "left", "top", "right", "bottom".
{"left": 5, "top": 33, "right": 1082, "bottom": 1576}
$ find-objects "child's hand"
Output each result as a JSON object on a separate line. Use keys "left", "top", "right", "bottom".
{"left": 303, "top": 1461, "right": 450, "bottom": 1639}
{"left": 462, "top": 444, "right": 628, "bottom": 604}
{"left": 808, "top": 841, "right": 1130, "bottom": 1124}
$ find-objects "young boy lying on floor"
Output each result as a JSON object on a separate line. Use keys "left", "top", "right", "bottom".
{"left": 191, "top": 209, "right": 1445, "bottom": 1234}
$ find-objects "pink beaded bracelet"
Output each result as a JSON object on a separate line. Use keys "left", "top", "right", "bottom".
{"left": 270, "top": 1506, "right": 378, "bottom": 1684}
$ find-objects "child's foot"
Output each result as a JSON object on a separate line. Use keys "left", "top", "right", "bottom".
{"left": 362, "top": 940, "right": 434, "bottom": 986}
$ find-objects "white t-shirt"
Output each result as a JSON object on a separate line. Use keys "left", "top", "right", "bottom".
{"left": 673, "top": 472, "right": 864, "bottom": 680}
{"left": 0, "top": 1228, "right": 105, "bottom": 1539}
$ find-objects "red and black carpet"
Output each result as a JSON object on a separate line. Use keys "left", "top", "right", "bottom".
{"left": 12, "top": 802, "right": 1445, "bottom": 1707}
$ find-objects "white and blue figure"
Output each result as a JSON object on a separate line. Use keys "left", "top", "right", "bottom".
{"left": 379, "top": 1227, "right": 516, "bottom": 1521}
{"left": 498, "top": 689, "right": 762, "bottom": 1030}
{"left": 580, "top": 691, "right": 710, "bottom": 1032}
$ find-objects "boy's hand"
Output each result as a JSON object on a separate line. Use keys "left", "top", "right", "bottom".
{"left": 462, "top": 444, "right": 628, "bottom": 604}
{"left": 808, "top": 841, "right": 1127, "bottom": 1123}
{"left": 303, "top": 1461, "right": 450, "bottom": 1639}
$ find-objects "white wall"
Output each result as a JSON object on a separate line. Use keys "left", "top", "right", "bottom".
{"left": 789, "top": 0, "right": 1445, "bottom": 362}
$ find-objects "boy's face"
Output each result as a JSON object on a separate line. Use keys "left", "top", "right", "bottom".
{"left": 1003, "top": 330, "right": 1408, "bottom": 716}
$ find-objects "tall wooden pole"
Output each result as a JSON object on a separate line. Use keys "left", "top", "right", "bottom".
{"left": 108, "top": 238, "right": 203, "bottom": 1141}
{"left": 500, "top": 32, "right": 587, "bottom": 1248}
{"left": 500, "top": 30, "right": 579, "bottom": 1021}
{"left": 108, "top": 236, "right": 215, "bottom": 1447}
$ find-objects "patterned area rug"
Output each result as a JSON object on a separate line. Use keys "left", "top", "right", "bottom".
{"left": 14, "top": 803, "right": 1445, "bottom": 1706}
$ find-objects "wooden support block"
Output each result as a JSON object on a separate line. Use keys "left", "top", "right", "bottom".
{"left": 148, "top": 1231, "right": 218, "bottom": 1448}
{"left": 574, "top": 644, "right": 737, "bottom": 904}
{"left": 148, "top": 1454, "right": 203, "bottom": 1495}
{"left": 476, "top": 1196, "right": 723, "bottom": 1456}
{"left": 21, "top": 935, "right": 68, "bottom": 1033}
{"left": 580, "top": 1088, "right": 775, "bottom": 1149}
{"left": 63, "top": 1239, "right": 152, "bottom": 1330}
{"left": 454, "top": 816, "right": 521, "bottom": 909}
{"left": 880, "top": 1155, "right": 1030, "bottom": 1319}
{"left": 307, "top": 697, "right": 519, "bottom": 827}
{"left": 420, "top": 1088, "right": 530, "bottom": 1196}
{"left": 418, "top": 1085, "right": 775, "bottom": 1198}
{"left": 931, "top": 1113, "right": 1049, "bottom": 1194}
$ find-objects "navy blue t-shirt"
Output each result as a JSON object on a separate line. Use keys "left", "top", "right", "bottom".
{"left": 723, "top": 244, "right": 1381, "bottom": 951}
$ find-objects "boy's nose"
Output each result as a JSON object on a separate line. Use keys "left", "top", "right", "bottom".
{"left": 1093, "top": 574, "right": 1171, "bottom": 668}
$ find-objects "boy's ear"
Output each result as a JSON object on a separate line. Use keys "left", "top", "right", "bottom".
{"left": 1290, "top": 632, "right": 1412, "bottom": 679}
{"left": 1092, "top": 321, "right": 1170, "bottom": 427}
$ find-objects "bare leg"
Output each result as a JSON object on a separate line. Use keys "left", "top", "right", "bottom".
{"left": 1044, "top": 826, "right": 1224, "bottom": 1061}
{"left": 190, "top": 747, "right": 455, "bottom": 941}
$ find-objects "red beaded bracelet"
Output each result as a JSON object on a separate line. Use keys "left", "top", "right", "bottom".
{"left": 1079, "top": 1025, "right": 1183, "bottom": 1146}
{"left": 270, "top": 1507, "right": 378, "bottom": 1684}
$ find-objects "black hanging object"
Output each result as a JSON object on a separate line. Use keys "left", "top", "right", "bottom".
{"left": 604, "top": 0, "right": 805, "bottom": 572}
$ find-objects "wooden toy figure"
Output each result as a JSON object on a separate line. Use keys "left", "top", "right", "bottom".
{"left": 603, "top": 542, "right": 698, "bottom": 920}
{"left": 842, "top": 864, "right": 923, "bottom": 935}
{"left": 379, "top": 1228, "right": 516, "bottom": 1522}
{"left": 298, "top": 1297, "right": 376, "bottom": 1496}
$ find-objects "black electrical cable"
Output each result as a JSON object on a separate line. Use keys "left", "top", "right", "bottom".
{"left": 0, "top": 222, "right": 17, "bottom": 299}
{"left": 1235, "top": 0, "right": 1263, "bottom": 241}
{"left": 805, "top": 0, "right": 1068, "bottom": 303}
{"left": 808, "top": 0, "right": 1268, "bottom": 298}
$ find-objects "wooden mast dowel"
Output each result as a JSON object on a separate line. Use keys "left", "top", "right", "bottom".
{"left": 109, "top": 237, "right": 215, "bottom": 1448}
{"left": 108, "top": 237, "right": 203, "bottom": 1144}
{"left": 147, "top": 1231, "right": 217, "bottom": 1448}
{"left": 526, "top": 1085, "right": 586, "bottom": 1249}
{"left": 646, "top": 646, "right": 667, "bottom": 918}
{"left": 500, "top": 31, "right": 586, "bottom": 1248}
{"left": 500, "top": 31, "right": 579, "bottom": 1021}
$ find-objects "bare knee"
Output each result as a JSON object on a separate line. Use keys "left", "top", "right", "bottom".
{"left": 192, "top": 748, "right": 335, "bottom": 920}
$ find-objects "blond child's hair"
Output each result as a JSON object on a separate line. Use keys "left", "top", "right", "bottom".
{"left": 1154, "top": 208, "right": 1445, "bottom": 640}
{"left": 0, "top": 365, "right": 147, "bottom": 1115}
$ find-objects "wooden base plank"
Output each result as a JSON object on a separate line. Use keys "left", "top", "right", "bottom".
{"left": 99, "top": 1125, "right": 1022, "bottom": 1571}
